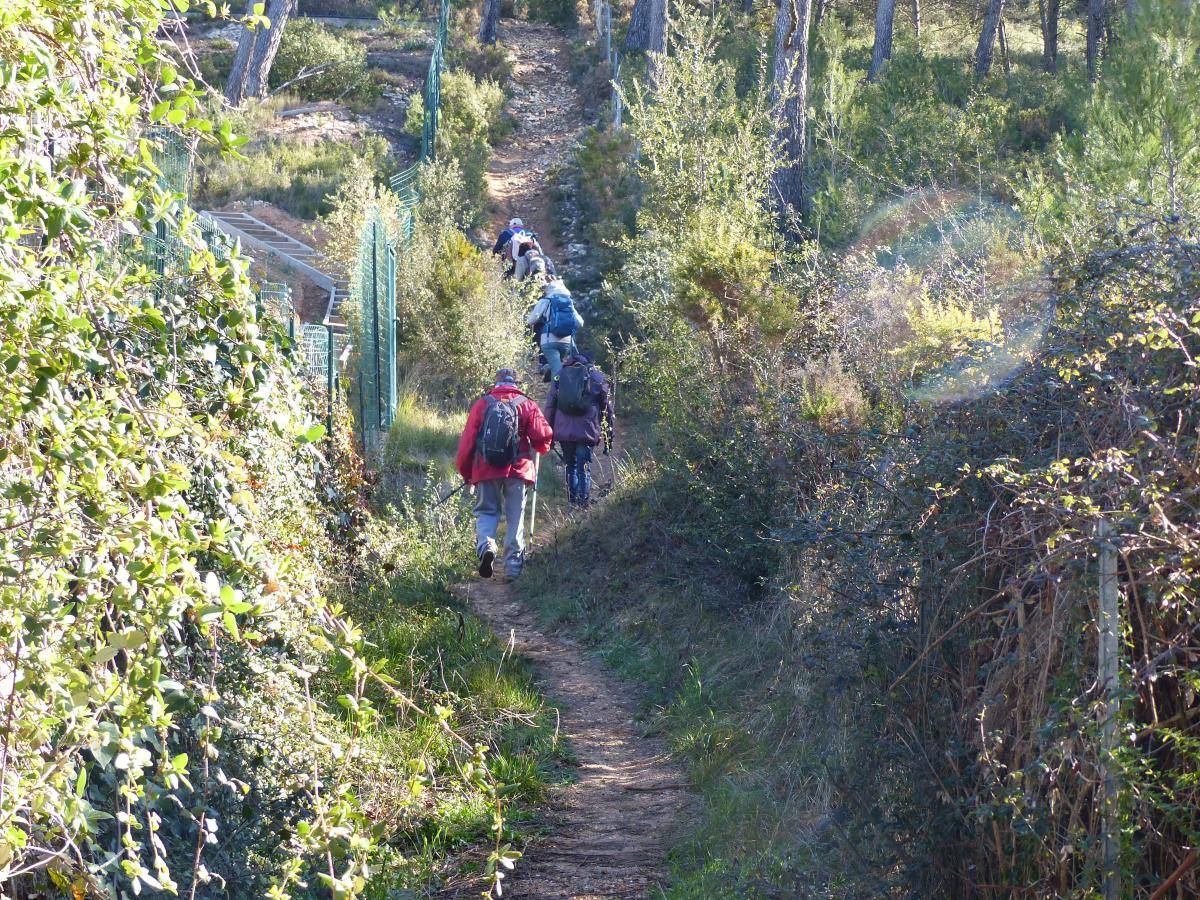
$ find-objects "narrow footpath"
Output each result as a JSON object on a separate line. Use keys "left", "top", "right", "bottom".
{"left": 485, "top": 21, "right": 587, "bottom": 261}
{"left": 462, "top": 579, "right": 689, "bottom": 898}
{"left": 457, "top": 20, "right": 691, "bottom": 899}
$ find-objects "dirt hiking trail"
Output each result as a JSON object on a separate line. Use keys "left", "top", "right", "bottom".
{"left": 485, "top": 22, "right": 587, "bottom": 262}
{"left": 452, "top": 22, "right": 691, "bottom": 899}
{"left": 459, "top": 576, "right": 689, "bottom": 899}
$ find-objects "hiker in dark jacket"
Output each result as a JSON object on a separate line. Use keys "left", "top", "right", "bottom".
{"left": 492, "top": 217, "right": 524, "bottom": 257}
{"left": 457, "top": 368, "right": 554, "bottom": 578}
{"left": 544, "top": 354, "right": 614, "bottom": 508}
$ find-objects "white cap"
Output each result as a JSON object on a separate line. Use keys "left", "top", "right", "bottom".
{"left": 509, "top": 217, "right": 524, "bottom": 229}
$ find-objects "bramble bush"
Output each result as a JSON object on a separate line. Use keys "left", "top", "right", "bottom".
{"left": 0, "top": 1, "right": 533, "bottom": 896}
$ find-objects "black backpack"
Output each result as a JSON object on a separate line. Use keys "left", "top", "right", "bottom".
{"left": 557, "top": 363, "right": 591, "bottom": 416}
{"left": 477, "top": 394, "right": 527, "bottom": 466}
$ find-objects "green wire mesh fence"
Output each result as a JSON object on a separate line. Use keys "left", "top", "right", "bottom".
{"left": 354, "top": 209, "right": 398, "bottom": 436}
{"left": 351, "top": 0, "right": 449, "bottom": 447}
{"left": 123, "top": 0, "right": 453, "bottom": 457}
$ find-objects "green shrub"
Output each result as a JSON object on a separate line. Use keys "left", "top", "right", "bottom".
{"left": 449, "top": 31, "right": 514, "bottom": 84}
{"left": 270, "top": 19, "right": 377, "bottom": 103}
{"left": 197, "top": 128, "right": 395, "bottom": 220}
{"left": 377, "top": 4, "right": 431, "bottom": 49}
{"left": 194, "top": 38, "right": 236, "bottom": 88}
{"left": 526, "top": 0, "right": 578, "bottom": 27}
{"left": 570, "top": 126, "right": 639, "bottom": 275}
{"left": 405, "top": 70, "right": 508, "bottom": 225}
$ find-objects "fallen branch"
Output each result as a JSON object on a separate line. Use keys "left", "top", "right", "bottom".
{"left": 1148, "top": 849, "right": 1197, "bottom": 900}
{"left": 270, "top": 63, "right": 335, "bottom": 98}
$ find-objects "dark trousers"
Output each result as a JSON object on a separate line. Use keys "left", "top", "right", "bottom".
{"left": 560, "top": 441, "right": 594, "bottom": 506}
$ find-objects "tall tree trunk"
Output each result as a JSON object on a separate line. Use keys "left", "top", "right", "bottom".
{"left": 1087, "top": 0, "right": 1104, "bottom": 81}
{"left": 643, "top": 0, "right": 667, "bottom": 83}
{"left": 648, "top": 0, "right": 667, "bottom": 53}
{"left": 479, "top": 0, "right": 501, "bottom": 45}
{"left": 973, "top": 0, "right": 1004, "bottom": 77}
{"left": 867, "top": 0, "right": 897, "bottom": 81}
{"left": 998, "top": 16, "right": 1011, "bottom": 73}
{"left": 911, "top": 0, "right": 921, "bottom": 42}
{"left": 626, "top": 0, "right": 655, "bottom": 51}
{"left": 771, "top": 0, "right": 814, "bottom": 226}
{"left": 245, "top": 0, "right": 294, "bottom": 97}
{"left": 812, "top": 0, "right": 829, "bottom": 32}
{"left": 226, "top": 0, "right": 295, "bottom": 105}
{"left": 1038, "top": 0, "right": 1059, "bottom": 73}
{"left": 225, "top": 0, "right": 258, "bottom": 105}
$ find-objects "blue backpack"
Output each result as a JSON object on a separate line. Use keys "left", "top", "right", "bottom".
{"left": 546, "top": 294, "right": 579, "bottom": 338}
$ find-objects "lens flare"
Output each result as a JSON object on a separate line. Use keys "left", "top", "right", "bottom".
{"left": 848, "top": 189, "right": 1052, "bottom": 405}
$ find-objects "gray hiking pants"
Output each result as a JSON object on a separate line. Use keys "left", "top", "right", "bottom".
{"left": 473, "top": 477, "right": 528, "bottom": 576}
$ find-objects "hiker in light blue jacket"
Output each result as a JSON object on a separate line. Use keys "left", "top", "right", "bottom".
{"left": 526, "top": 279, "right": 583, "bottom": 378}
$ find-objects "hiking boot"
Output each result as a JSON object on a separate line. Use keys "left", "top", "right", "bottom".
{"left": 478, "top": 542, "right": 497, "bottom": 578}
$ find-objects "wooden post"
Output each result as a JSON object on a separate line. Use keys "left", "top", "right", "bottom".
{"left": 1097, "top": 518, "right": 1120, "bottom": 900}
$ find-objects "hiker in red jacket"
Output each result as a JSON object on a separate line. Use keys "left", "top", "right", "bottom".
{"left": 456, "top": 368, "right": 554, "bottom": 578}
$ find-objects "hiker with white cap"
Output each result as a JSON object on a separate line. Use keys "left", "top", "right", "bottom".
{"left": 526, "top": 278, "right": 583, "bottom": 378}
{"left": 492, "top": 217, "right": 526, "bottom": 257}
{"left": 455, "top": 368, "right": 553, "bottom": 579}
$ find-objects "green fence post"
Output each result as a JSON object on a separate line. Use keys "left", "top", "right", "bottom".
{"left": 371, "top": 217, "right": 382, "bottom": 431}
{"left": 386, "top": 243, "right": 397, "bottom": 427}
{"left": 326, "top": 324, "right": 335, "bottom": 441}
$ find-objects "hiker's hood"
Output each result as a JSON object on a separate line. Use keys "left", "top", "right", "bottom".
{"left": 488, "top": 383, "right": 527, "bottom": 399}
{"left": 543, "top": 278, "right": 571, "bottom": 297}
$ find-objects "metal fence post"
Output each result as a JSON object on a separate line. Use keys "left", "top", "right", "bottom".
{"left": 613, "top": 54, "right": 623, "bottom": 129}
{"left": 605, "top": 0, "right": 612, "bottom": 66}
{"left": 326, "top": 324, "right": 335, "bottom": 440}
{"left": 1097, "top": 518, "right": 1121, "bottom": 900}
{"left": 371, "top": 218, "right": 382, "bottom": 431}
{"left": 386, "top": 243, "right": 397, "bottom": 427}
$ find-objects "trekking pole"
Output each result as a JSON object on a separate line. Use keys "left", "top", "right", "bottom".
{"left": 527, "top": 453, "right": 542, "bottom": 544}
{"left": 430, "top": 481, "right": 467, "bottom": 510}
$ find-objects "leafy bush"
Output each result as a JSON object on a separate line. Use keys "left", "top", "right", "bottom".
{"left": 526, "top": 0, "right": 578, "bottom": 27}
{"left": 791, "top": 354, "right": 865, "bottom": 430}
{"left": 449, "top": 31, "right": 515, "bottom": 84}
{"left": 568, "top": 126, "right": 639, "bottom": 276}
{"left": 270, "top": 19, "right": 377, "bottom": 103}
{"left": 197, "top": 123, "right": 395, "bottom": 220}
{"left": 405, "top": 70, "right": 508, "bottom": 225}
{"left": 889, "top": 294, "right": 1003, "bottom": 387}
{"left": 1, "top": 2, "right": 548, "bottom": 895}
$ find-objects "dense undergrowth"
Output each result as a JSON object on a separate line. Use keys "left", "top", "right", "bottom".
{"left": 525, "top": 3, "right": 1200, "bottom": 897}
{"left": 1, "top": 0, "right": 554, "bottom": 895}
